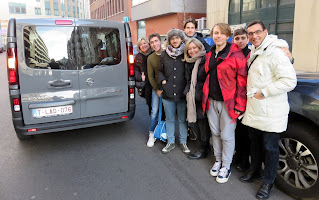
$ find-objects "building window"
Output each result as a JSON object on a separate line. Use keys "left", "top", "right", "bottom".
{"left": 228, "top": 0, "right": 295, "bottom": 50}
{"left": 35, "top": 7, "right": 41, "bottom": 15}
{"left": 36, "top": 0, "right": 40, "bottom": 2}
{"left": 261, "top": 0, "right": 277, "bottom": 8}
{"left": 137, "top": 21, "right": 146, "bottom": 38}
{"left": 280, "top": 0, "right": 295, "bottom": 5}
{"left": 243, "top": 0, "right": 256, "bottom": 11}
{"left": 45, "top": 0, "right": 51, "bottom": 15}
{"left": 8, "top": 2, "right": 26, "bottom": 14}
{"left": 229, "top": 0, "right": 240, "bottom": 12}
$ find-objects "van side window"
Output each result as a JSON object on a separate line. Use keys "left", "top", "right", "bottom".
{"left": 76, "top": 27, "right": 121, "bottom": 69}
{"left": 24, "top": 26, "right": 77, "bottom": 70}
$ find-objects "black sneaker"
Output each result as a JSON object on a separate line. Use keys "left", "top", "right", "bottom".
{"left": 162, "top": 143, "right": 175, "bottom": 154}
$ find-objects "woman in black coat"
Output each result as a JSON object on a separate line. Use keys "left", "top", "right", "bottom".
{"left": 134, "top": 37, "right": 153, "bottom": 115}
{"left": 183, "top": 38, "right": 211, "bottom": 159}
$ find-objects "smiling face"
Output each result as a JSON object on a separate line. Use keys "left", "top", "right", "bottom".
{"left": 139, "top": 39, "right": 150, "bottom": 53}
{"left": 149, "top": 36, "right": 162, "bottom": 53}
{"left": 170, "top": 36, "right": 182, "bottom": 48}
{"left": 212, "top": 25, "right": 229, "bottom": 48}
{"left": 187, "top": 42, "right": 200, "bottom": 58}
{"left": 184, "top": 22, "right": 196, "bottom": 37}
{"left": 233, "top": 34, "right": 249, "bottom": 49}
{"left": 247, "top": 24, "right": 268, "bottom": 48}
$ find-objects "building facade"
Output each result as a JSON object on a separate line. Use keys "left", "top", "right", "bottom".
{"left": 131, "top": 0, "right": 207, "bottom": 44}
{"left": 90, "top": 0, "right": 207, "bottom": 44}
{"left": 0, "top": 0, "right": 91, "bottom": 44}
{"left": 206, "top": 0, "right": 318, "bottom": 72}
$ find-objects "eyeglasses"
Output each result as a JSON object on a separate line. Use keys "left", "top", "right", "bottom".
{"left": 248, "top": 30, "right": 263, "bottom": 37}
{"left": 234, "top": 36, "right": 247, "bottom": 41}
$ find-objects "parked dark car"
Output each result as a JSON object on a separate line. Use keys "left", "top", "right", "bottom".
{"left": 276, "top": 71, "right": 319, "bottom": 199}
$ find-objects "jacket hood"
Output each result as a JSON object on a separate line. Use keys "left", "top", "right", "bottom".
{"left": 251, "top": 34, "right": 288, "bottom": 58}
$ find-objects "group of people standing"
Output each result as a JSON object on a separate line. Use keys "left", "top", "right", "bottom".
{"left": 134, "top": 18, "right": 297, "bottom": 199}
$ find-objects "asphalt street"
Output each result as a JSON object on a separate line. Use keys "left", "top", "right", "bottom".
{"left": 0, "top": 53, "right": 294, "bottom": 200}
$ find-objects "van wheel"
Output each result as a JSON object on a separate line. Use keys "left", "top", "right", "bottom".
{"left": 16, "top": 132, "right": 32, "bottom": 140}
{"left": 275, "top": 121, "right": 319, "bottom": 199}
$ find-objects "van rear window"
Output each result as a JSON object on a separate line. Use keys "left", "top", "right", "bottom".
{"left": 24, "top": 26, "right": 121, "bottom": 70}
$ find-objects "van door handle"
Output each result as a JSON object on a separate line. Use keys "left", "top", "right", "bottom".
{"left": 49, "top": 80, "right": 71, "bottom": 88}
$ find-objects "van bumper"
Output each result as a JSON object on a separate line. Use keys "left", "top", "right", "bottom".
{"left": 13, "top": 105, "right": 135, "bottom": 136}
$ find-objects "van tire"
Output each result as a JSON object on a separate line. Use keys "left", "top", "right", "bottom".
{"left": 16, "top": 132, "right": 32, "bottom": 140}
{"left": 275, "top": 121, "right": 319, "bottom": 199}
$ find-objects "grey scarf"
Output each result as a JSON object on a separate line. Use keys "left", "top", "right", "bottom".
{"left": 165, "top": 43, "right": 185, "bottom": 59}
{"left": 186, "top": 50, "right": 206, "bottom": 123}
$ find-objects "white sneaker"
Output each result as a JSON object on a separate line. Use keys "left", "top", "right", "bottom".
{"left": 147, "top": 133, "right": 156, "bottom": 147}
{"left": 216, "top": 167, "right": 231, "bottom": 183}
{"left": 210, "top": 161, "right": 222, "bottom": 177}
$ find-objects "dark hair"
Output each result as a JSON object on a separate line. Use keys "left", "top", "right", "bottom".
{"left": 247, "top": 20, "right": 266, "bottom": 30}
{"left": 183, "top": 18, "right": 198, "bottom": 29}
{"left": 210, "top": 23, "right": 231, "bottom": 37}
{"left": 233, "top": 28, "right": 247, "bottom": 37}
{"left": 148, "top": 33, "right": 161, "bottom": 42}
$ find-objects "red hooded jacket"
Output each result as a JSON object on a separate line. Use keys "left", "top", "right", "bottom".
{"left": 202, "top": 43, "right": 248, "bottom": 121}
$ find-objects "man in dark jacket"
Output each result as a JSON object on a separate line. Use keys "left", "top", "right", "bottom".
{"left": 158, "top": 28, "right": 190, "bottom": 154}
{"left": 183, "top": 18, "right": 211, "bottom": 51}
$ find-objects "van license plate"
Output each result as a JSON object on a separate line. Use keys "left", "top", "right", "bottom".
{"left": 32, "top": 105, "right": 73, "bottom": 118}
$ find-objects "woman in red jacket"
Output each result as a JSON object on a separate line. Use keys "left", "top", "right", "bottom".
{"left": 200, "top": 23, "right": 247, "bottom": 183}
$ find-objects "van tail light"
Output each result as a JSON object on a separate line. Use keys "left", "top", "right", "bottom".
{"left": 127, "top": 45, "right": 134, "bottom": 77}
{"left": 13, "top": 98, "right": 21, "bottom": 112}
{"left": 28, "top": 128, "right": 37, "bottom": 132}
{"left": 55, "top": 20, "right": 73, "bottom": 25}
{"left": 130, "top": 88, "right": 135, "bottom": 99}
{"left": 7, "top": 48, "right": 19, "bottom": 85}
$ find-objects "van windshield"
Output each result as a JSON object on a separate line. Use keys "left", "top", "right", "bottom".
{"left": 24, "top": 26, "right": 121, "bottom": 70}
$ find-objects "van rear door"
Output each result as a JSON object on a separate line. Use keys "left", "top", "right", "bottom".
{"left": 75, "top": 19, "right": 128, "bottom": 118}
{"left": 17, "top": 18, "right": 81, "bottom": 125}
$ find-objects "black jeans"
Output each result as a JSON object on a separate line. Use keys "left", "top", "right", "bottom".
{"left": 189, "top": 117, "right": 211, "bottom": 150}
{"left": 248, "top": 126, "right": 281, "bottom": 184}
{"left": 235, "top": 119, "right": 250, "bottom": 163}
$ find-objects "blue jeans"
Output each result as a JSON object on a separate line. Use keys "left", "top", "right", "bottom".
{"left": 149, "top": 89, "right": 160, "bottom": 132}
{"left": 162, "top": 99, "right": 187, "bottom": 144}
{"left": 248, "top": 127, "right": 281, "bottom": 184}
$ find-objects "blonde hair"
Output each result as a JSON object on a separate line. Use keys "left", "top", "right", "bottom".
{"left": 137, "top": 37, "right": 150, "bottom": 53}
{"left": 183, "top": 38, "right": 205, "bottom": 61}
{"left": 210, "top": 23, "right": 231, "bottom": 37}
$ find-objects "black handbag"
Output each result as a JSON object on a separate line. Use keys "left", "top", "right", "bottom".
{"left": 135, "top": 81, "right": 145, "bottom": 89}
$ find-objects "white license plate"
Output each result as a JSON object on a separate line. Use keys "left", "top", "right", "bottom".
{"left": 32, "top": 105, "right": 73, "bottom": 118}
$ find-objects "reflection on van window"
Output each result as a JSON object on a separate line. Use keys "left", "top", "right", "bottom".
{"left": 24, "top": 26, "right": 76, "bottom": 70}
{"left": 24, "top": 26, "right": 121, "bottom": 70}
{"left": 76, "top": 27, "right": 121, "bottom": 69}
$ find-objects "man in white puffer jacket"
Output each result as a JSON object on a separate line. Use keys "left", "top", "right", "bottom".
{"left": 240, "top": 20, "right": 297, "bottom": 200}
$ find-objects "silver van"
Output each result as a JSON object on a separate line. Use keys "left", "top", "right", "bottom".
{"left": 7, "top": 18, "right": 136, "bottom": 140}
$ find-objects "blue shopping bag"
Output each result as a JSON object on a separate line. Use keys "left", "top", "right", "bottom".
{"left": 154, "top": 95, "right": 167, "bottom": 142}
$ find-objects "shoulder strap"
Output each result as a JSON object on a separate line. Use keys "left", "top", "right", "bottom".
{"left": 158, "top": 95, "right": 163, "bottom": 122}
{"left": 248, "top": 47, "right": 268, "bottom": 70}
